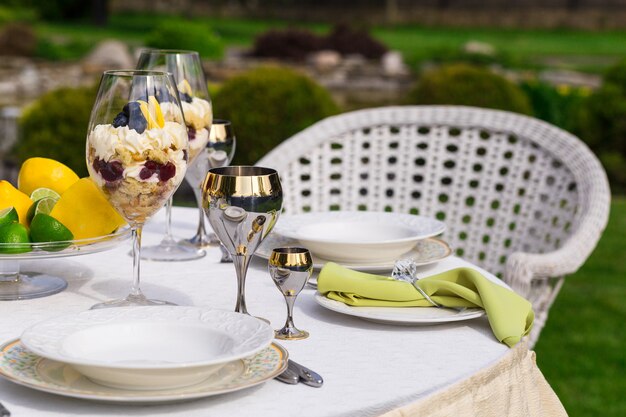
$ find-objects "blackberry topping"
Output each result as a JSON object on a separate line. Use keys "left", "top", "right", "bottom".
{"left": 158, "top": 162, "right": 176, "bottom": 182}
{"left": 187, "top": 126, "right": 196, "bottom": 141}
{"left": 98, "top": 160, "right": 124, "bottom": 182}
{"left": 126, "top": 102, "right": 147, "bottom": 134}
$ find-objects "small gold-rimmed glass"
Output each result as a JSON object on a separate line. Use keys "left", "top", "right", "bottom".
{"left": 202, "top": 166, "right": 282, "bottom": 315}
{"left": 269, "top": 247, "right": 312, "bottom": 340}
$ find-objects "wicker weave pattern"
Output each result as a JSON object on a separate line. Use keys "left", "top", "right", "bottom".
{"left": 257, "top": 106, "right": 610, "bottom": 345}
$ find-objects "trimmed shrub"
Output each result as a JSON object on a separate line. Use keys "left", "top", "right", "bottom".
{"left": 15, "top": 85, "right": 96, "bottom": 177}
{"left": 325, "top": 24, "right": 387, "bottom": 59}
{"left": 575, "top": 59, "right": 626, "bottom": 191}
{"left": 520, "top": 81, "right": 587, "bottom": 132}
{"left": 252, "top": 28, "right": 324, "bottom": 61}
{"left": 0, "top": 23, "right": 37, "bottom": 56}
{"left": 145, "top": 20, "right": 223, "bottom": 60}
{"left": 214, "top": 66, "right": 340, "bottom": 164}
{"left": 250, "top": 24, "right": 388, "bottom": 61}
{"left": 407, "top": 64, "right": 532, "bottom": 115}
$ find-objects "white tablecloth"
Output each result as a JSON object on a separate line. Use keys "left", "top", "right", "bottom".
{"left": 0, "top": 207, "right": 559, "bottom": 417}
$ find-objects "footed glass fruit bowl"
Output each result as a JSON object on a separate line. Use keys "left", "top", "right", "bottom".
{"left": 0, "top": 227, "right": 130, "bottom": 301}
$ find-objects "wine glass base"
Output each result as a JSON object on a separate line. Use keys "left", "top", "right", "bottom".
{"left": 139, "top": 243, "right": 206, "bottom": 262}
{"left": 274, "top": 328, "right": 309, "bottom": 340}
{"left": 0, "top": 273, "right": 67, "bottom": 300}
{"left": 180, "top": 232, "right": 221, "bottom": 249}
{"left": 91, "top": 294, "right": 177, "bottom": 309}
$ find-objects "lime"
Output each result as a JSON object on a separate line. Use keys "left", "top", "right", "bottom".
{"left": 29, "top": 213, "right": 74, "bottom": 251}
{"left": 26, "top": 197, "right": 57, "bottom": 225}
{"left": 0, "top": 222, "right": 31, "bottom": 254}
{"left": 0, "top": 207, "right": 19, "bottom": 228}
{"left": 30, "top": 188, "right": 61, "bottom": 202}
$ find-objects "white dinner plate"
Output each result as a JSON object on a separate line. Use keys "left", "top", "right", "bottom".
{"left": 20, "top": 306, "right": 274, "bottom": 390}
{"left": 314, "top": 293, "right": 484, "bottom": 325}
{"left": 258, "top": 234, "right": 452, "bottom": 272}
{"left": 273, "top": 211, "right": 446, "bottom": 263}
{"left": 0, "top": 339, "right": 288, "bottom": 404}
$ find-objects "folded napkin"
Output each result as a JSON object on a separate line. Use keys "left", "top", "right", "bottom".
{"left": 317, "top": 262, "right": 534, "bottom": 347}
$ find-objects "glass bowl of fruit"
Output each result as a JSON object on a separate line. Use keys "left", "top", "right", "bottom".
{"left": 0, "top": 158, "right": 130, "bottom": 300}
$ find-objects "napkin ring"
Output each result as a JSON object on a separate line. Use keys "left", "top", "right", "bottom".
{"left": 392, "top": 259, "right": 441, "bottom": 308}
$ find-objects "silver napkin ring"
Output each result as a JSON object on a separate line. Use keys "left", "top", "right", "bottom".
{"left": 392, "top": 259, "right": 441, "bottom": 308}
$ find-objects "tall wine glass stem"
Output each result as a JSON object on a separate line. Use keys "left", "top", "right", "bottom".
{"left": 192, "top": 187, "right": 207, "bottom": 240}
{"left": 162, "top": 197, "right": 176, "bottom": 245}
{"left": 284, "top": 295, "right": 297, "bottom": 329}
{"left": 233, "top": 254, "right": 251, "bottom": 314}
{"left": 130, "top": 226, "right": 144, "bottom": 298}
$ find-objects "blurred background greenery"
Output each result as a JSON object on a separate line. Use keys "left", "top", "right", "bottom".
{"left": 0, "top": 1, "right": 625, "bottom": 416}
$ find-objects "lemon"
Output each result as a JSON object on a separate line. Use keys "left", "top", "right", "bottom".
{"left": 0, "top": 207, "right": 19, "bottom": 228}
{"left": 18, "top": 157, "right": 80, "bottom": 196}
{"left": 138, "top": 97, "right": 165, "bottom": 129}
{"left": 30, "top": 187, "right": 61, "bottom": 202}
{"left": 0, "top": 180, "right": 33, "bottom": 226}
{"left": 0, "top": 222, "right": 31, "bottom": 254}
{"left": 30, "top": 213, "right": 73, "bottom": 251}
{"left": 26, "top": 197, "right": 57, "bottom": 225}
{"left": 50, "top": 178, "right": 126, "bottom": 240}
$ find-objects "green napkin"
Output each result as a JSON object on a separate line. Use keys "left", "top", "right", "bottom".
{"left": 317, "top": 262, "right": 534, "bottom": 347}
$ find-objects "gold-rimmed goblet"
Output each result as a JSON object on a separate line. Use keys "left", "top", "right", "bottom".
{"left": 269, "top": 247, "right": 312, "bottom": 340}
{"left": 136, "top": 49, "right": 212, "bottom": 262}
{"left": 182, "top": 119, "right": 236, "bottom": 262}
{"left": 86, "top": 70, "right": 188, "bottom": 308}
{"left": 202, "top": 166, "right": 282, "bottom": 315}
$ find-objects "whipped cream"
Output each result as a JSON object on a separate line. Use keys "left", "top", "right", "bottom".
{"left": 89, "top": 122, "right": 187, "bottom": 162}
{"left": 188, "top": 127, "right": 209, "bottom": 161}
{"left": 161, "top": 98, "right": 212, "bottom": 131}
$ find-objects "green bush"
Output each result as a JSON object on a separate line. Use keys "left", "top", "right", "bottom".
{"left": 575, "top": 59, "right": 626, "bottom": 192}
{"left": 407, "top": 64, "right": 532, "bottom": 115}
{"left": 15, "top": 85, "right": 96, "bottom": 177}
{"left": 214, "top": 66, "right": 340, "bottom": 164}
{"left": 145, "top": 20, "right": 223, "bottom": 60}
{"left": 520, "top": 81, "right": 588, "bottom": 132}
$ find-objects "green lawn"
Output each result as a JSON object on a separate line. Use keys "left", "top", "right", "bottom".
{"left": 34, "top": 14, "right": 626, "bottom": 72}
{"left": 535, "top": 197, "right": 626, "bottom": 417}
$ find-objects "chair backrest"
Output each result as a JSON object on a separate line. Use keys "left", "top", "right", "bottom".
{"left": 257, "top": 106, "right": 609, "bottom": 278}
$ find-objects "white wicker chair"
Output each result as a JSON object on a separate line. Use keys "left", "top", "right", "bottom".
{"left": 257, "top": 106, "right": 610, "bottom": 346}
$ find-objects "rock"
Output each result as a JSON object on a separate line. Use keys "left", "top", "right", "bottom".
{"left": 308, "top": 50, "right": 342, "bottom": 72}
{"left": 381, "top": 51, "right": 408, "bottom": 76}
{"left": 463, "top": 41, "right": 496, "bottom": 56}
{"left": 82, "top": 40, "right": 134, "bottom": 74}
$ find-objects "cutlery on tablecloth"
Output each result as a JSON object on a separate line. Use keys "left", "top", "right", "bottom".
{"left": 0, "top": 401, "right": 10, "bottom": 417}
{"left": 276, "top": 360, "right": 323, "bottom": 387}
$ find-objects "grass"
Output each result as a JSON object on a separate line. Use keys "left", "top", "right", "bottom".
{"left": 534, "top": 197, "right": 626, "bottom": 417}
{"left": 32, "top": 14, "right": 626, "bottom": 72}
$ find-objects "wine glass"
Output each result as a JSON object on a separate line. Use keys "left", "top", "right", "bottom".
{"left": 182, "top": 119, "right": 236, "bottom": 262}
{"left": 268, "top": 247, "right": 312, "bottom": 340}
{"left": 86, "top": 70, "right": 188, "bottom": 308}
{"left": 136, "top": 49, "right": 212, "bottom": 262}
{"left": 202, "top": 166, "right": 282, "bottom": 315}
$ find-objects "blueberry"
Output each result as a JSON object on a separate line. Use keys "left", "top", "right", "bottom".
{"left": 112, "top": 112, "right": 128, "bottom": 127}
{"left": 127, "top": 102, "right": 147, "bottom": 134}
{"left": 180, "top": 92, "right": 193, "bottom": 103}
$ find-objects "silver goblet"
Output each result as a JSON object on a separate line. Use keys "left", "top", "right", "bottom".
{"left": 269, "top": 247, "right": 312, "bottom": 340}
{"left": 183, "top": 119, "right": 236, "bottom": 262}
{"left": 202, "top": 166, "right": 282, "bottom": 315}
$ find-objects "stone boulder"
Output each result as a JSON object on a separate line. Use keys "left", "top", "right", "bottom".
{"left": 82, "top": 40, "right": 134, "bottom": 74}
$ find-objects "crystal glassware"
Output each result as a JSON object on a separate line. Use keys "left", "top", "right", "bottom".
{"left": 202, "top": 166, "right": 282, "bottom": 315}
{"left": 268, "top": 247, "right": 312, "bottom": 340}
{"left": 182, "top": 119, "right": 236, "bottom": 261}
{"left": 136, "top": 49, "right": 212, "bottom": 262}
{"left": 86, "top": 70, "right": 189, "bottom": 308}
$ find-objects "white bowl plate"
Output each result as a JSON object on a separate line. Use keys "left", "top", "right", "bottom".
{"left": 0, "top": 339, "right": 288, "bottom": 403}
{"left": 20, "top": 306, "right": 274, "bottom": 390}
{"left": 274, "top": 211, "right": 446, "bottom": 263}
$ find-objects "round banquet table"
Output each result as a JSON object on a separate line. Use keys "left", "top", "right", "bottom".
{"left": 0, "top": 207, "right": 565, "bottom": 417}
